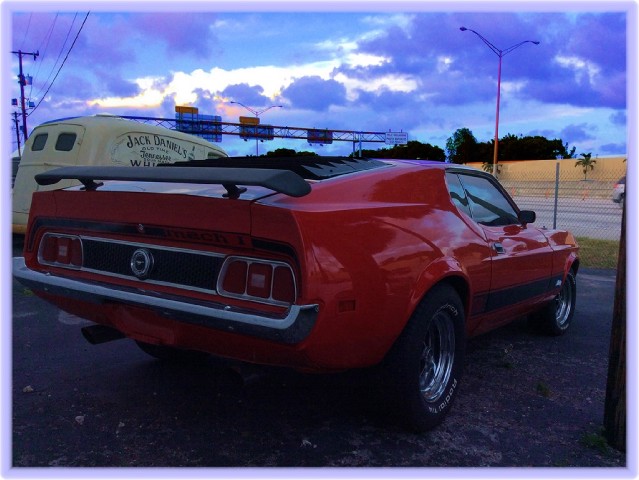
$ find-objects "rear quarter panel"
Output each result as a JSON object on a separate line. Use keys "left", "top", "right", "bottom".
{"left": 255, "top": 164, "right": 491, "bottom": 368}
{"left": 543, "top": 229, "right": 580, "bottom": 279}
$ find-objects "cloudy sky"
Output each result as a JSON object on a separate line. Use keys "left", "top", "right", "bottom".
{"left": 4, "top": 1, "right": 636, "bottom": 158}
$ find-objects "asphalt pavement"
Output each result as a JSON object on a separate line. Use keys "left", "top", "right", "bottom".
{"left": 8, "top": 235, "right": 627, "bottom": 471}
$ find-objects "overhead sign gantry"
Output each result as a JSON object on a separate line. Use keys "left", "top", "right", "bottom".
{"left": 118, "top": 106, "right": 407, "bottom": 156}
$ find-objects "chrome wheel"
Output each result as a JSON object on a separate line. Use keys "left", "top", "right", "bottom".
{"left": 555, "top": 275, "right": 574, "bottom": 329}
{"left": 380, "top": 284, "right": 464, "bottom": 432}
{"left": 419, "top": 310, "right": 456, "bottom": 402}
{"left": 531, "top": 270, "right": 576, "bottom": 336}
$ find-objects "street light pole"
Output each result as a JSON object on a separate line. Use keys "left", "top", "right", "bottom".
{"left": 229, "top": 101, "right": 283, "bottom": 156}
{"left": 460, "top": 27, "right": 539, "bottom": 176}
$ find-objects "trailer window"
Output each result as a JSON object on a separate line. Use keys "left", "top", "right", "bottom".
{"left": 55, "top": 133, "right": 77, "bottom": 151}
{"left": 31, "top": 133, "right": 48, "bottom": 151}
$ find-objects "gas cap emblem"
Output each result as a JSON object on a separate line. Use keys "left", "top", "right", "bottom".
{"left": 130, "top": 248, "right": 154, "bottom": 279}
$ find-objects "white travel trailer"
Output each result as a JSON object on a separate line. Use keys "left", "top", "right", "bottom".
{"left": 12, "top": 115, "right": 228, "bottom": 233}
{"left": 11, "top": 148, "right": 21, "bottom": 187}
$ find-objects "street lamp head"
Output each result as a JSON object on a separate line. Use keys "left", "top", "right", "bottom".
{"left": 460, "top": 26, "right": 468, "bottom": 31}
{"left": 532, "top": 41, "right": 540, "bottom": 45}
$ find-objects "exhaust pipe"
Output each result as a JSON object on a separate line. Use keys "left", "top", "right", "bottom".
{"left": 81, "top": 324, "right": 126, "bottom": 345}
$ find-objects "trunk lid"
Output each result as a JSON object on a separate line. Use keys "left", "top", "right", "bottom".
{"left": 42, "top": 182, "right": 278, "bottom": 236}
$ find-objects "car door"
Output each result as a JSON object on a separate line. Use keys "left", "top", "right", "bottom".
{"left": 455, "top": 172, "right": 554, "bottom": 329}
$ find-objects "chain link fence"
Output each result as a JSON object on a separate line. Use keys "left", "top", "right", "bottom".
{"left": 472, "top": 158, "right": 626, "bottom": 269}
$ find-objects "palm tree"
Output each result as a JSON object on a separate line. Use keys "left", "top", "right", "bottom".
{"left": 575, "top": 152, "right": 597, "bottom": 180}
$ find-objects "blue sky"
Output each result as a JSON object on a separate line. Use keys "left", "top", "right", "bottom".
{"left": 3, "top": 1, "right": 637, "bottom": 158}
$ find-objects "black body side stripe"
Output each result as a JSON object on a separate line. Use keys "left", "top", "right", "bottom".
{"left": 472, "top": 274, "right": 563, "bottom": 315}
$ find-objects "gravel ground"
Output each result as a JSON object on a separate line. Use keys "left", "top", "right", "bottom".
{"left": 9, "top": 235, "right": 628, "bottom": 474}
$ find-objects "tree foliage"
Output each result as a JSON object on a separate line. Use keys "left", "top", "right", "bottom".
{"left": 446, "top": 129, "right": 576, "bottom": 163}
{"left": 264, "top": 148, "right": 318, "bottom": 157}
{"left": 499, "top": 134, "right": 575, "bottom": 160}
{"left": 263, "top": 130, "right": 579, "bottom": 165}
{"left": 349, "top": 141, "right": 445, "bottom": 161}
{"left": 446, "top": 128, "right": 478, "bottom": 164}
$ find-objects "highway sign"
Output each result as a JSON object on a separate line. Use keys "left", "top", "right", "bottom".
{"left": 308, "top": 129, "right": 333, "bottom": 145}
{"left": 175, "top": 106, "right": 198, "bottom": 115}
{"left": 385, "top": 132, "right": 408, "bottom": 145}
{"left": 239, "top": 116, "right": 260, "bottom": 125}
{"left": 240, "top": 125, "right": 274, "bottom": 140}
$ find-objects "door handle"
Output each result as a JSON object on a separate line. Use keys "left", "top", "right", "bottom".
{"left": 493, "top": 242, "right": 506, "bottom": 254}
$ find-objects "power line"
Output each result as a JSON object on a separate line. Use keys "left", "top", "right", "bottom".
{"left": 19, "top": 14, "right": 32, "bottom": 51}
{"left": 30, "top": 13, "right": 59, "bottom": 98}
{"left": 29, "top": 12, "right": 90, "bottom": 116}
{"left": 33, "top": 12, "right": 76, "bottom": 101}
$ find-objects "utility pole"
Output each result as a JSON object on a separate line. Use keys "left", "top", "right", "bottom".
{"left": 604, "top": 192, "right": 626, "bottom": 452}
{"left": 12, "top": 49, "right": 39, "bottom": 141}
{"left": 12, "top": 111, "right": 22, "bottom": 155}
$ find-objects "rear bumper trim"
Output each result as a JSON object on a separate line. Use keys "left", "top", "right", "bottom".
{"left": 13, "top": 257, "right": 319, "bottom": 344}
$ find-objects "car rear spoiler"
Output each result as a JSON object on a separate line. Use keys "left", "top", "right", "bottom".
{"left": 35, "top": 166, "right": 311, "bottom": 198}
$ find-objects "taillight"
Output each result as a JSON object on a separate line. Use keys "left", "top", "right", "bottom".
{"left": 221, "top": 260, "right": 247, "bottom": 294}
{"left": 38, "top": 234, "right": 83, "bottom": 269}
{"left": 272, "top": 266, "right": 295, "bottom": 302}
{"left": 218, "top": 257, "right": 296, "bottom": 306}
{"left": 246, "top": 263, "right": 273, "bottom": 298}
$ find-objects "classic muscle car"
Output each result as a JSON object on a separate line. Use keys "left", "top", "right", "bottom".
{"left": 13, "top": 156, "right": 579, "bottom": 431}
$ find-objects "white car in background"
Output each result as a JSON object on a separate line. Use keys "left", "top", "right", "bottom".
{"left": 612, "top": 176, "right": 625, "bottom": 205}
{"left": 11, "top": 149, "right": 21, "bottom": 188}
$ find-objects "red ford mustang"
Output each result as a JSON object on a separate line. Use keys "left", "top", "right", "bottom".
{"left": 13, "top": 156, "right": 579, "bottom": 431}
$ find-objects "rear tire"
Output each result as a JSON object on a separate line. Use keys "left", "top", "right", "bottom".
{"left": 530, "top": 270, "right": 576, "bottom": 336}
{"left": 380, "top": 284, "right": 465, "bottom": 432}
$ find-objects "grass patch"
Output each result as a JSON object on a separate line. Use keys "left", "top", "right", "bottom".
{"left": 580, "top": 431, "right": 611, "bottom": 455}
{"left": 576, "top": 237, "right": 620, "bottom": 269}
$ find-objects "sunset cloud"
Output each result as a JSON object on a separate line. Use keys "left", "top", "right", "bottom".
{"left": 7, "top": 8, "right": 630, "bottom": 157}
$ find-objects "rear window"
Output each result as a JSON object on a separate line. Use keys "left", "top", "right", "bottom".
{"left": 458, "top": 173, "right": 519, "bottom": 226}
{"left": 445, "top": 172, "right": 472, "bottom": 218}
{"left": 31, "top": 133, "right": 48, "bottom": 151}
{"left": 55, "top": 133, "right": 77, "bottom": 151}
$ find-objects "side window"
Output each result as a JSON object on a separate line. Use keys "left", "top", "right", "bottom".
{"left": 458, "top": 174, "right": 519, "bottom": 226}
{"left": 55, "top": 133, "right": 77, "bottom": 151}
{"left": 445, "top": 172, "right": 472, "bottom": 218}
{"left": 31, "top": 133, "right": 48, "bottom": 151}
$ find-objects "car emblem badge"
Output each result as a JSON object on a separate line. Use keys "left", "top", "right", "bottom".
{"left": 130, "top": 248, "right": 154, "bottom": 279}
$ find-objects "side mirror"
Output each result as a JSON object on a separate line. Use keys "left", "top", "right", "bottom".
{"left": 518, "top": 210, "right": 536, "bottom": 225}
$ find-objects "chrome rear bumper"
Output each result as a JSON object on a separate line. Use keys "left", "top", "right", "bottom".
{"left": 13, "top": 257, "right": 319, "bottom": 344}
